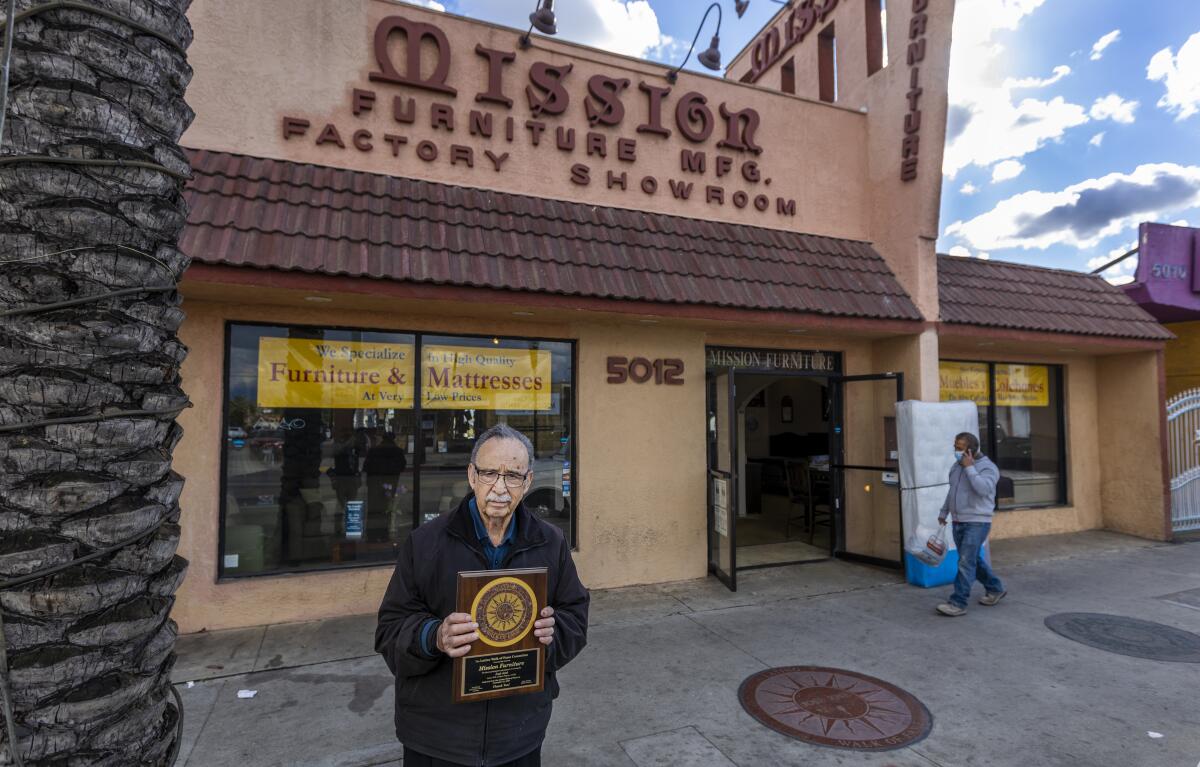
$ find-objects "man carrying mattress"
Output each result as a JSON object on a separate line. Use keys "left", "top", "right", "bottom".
{"left": 936, "top": 432, "right": 1006, "bottom": 616}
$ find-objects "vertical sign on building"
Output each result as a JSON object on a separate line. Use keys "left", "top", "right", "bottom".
{"left": 901, "top": 0, "right": 930, "bottom": 182}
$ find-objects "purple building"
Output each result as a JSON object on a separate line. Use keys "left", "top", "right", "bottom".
{"left": 1120, "top": 222, "right": 1200, "bottom": 534}
{"left": 1122, "top": 222, "right": 1200, "bottom": 326}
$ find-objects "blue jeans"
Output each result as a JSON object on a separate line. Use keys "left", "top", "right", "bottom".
{"left": 950, "top": 522, "right": 1004, "bottom": 608}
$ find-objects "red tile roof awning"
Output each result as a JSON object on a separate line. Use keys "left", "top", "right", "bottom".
{"left": 937, "top": 254, "right": 1172, "bottom": 341}
{"left": 181, "top": 149, "right": 922, "bottom": 323}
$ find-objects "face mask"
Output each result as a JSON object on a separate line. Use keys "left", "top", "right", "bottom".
{"left": 954, "top": 450, "right": 965, "bottom": 462}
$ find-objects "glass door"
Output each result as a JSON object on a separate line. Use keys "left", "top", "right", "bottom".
{"left": 830, "top": 373, "right": 905, "bottom": 568}
{"left": 706, "top": 368, "right": 737, "bottom": 590}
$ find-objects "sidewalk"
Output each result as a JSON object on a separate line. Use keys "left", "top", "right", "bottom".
{"left": 173, "top": 531, "right": 1200, "bottom": 766}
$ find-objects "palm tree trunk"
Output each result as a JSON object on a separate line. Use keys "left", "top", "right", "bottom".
{"left": 0, "top": 0, "right": 193, "bottom": 763}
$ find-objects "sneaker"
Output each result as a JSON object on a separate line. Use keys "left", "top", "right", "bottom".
{"left": 979, "top": 590, "right": 1007, "bottom": 606}
{"left": 936, "top": 602, "right": 966, "bottom": 617}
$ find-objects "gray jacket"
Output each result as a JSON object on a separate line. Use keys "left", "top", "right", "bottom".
{"left": 940, "top": 455, "right": 999, "bottom": 524}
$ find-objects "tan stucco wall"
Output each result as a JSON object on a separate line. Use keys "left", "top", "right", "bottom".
{"left": 863, "top": 1, "right": 952, "bottom": 323}
{"left": 725, "top": 0, "right": 954, "bottom": 322}
{"left": 174, "top": 295, "right": 918, "bottom": 632}
{"left": 182, "top": 0, "right": 874, "bottom": 241}
{"left": 1097, "top": 350, "right": 1170, "bottom": 540}
{"left": 573, "top": 324, "right": 707, "bottom": 589}
{"left": 727, "top": 0, "right": 874, "bottom": 101}
{"left": 175, "top": 297, "right": 717, "bottom": 632}
{"left": 174, "top": 290, "right": 1167, "bottom": 633}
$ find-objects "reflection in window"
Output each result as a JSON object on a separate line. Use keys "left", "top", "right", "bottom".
{"left": 939, "top": 360, "right": 1065, "bottom": 509}
{"left": 223, "top": 325, "right": 417, "bottom": 576}
{"left": 992, "top": 364, "right": 1064, "bottom": 509}
{"left": 417, "top": 336, "right": 574, "bottom": 543}
{"left": 221, "top": 324, "right": 574, "bottom": 577}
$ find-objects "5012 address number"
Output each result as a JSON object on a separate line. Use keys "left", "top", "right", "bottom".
{"left": 606, "top": 356, "right": 685, "bottom": 385}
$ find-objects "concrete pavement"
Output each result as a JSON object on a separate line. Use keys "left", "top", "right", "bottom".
{"left": 173, "top": 531, "right": 1200, "bottom": 766}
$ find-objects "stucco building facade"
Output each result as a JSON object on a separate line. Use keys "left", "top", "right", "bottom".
{"left": 171, "top": 0, "right": 1171, "bottom": 633}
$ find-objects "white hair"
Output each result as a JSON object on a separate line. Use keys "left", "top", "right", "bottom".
{"left": 470, "top": 423, "right": 534, "bottom": 468}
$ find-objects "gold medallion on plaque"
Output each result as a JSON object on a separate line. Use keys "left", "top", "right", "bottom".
{"left": 470, "top": 576, "right": 536, "bottom": 648}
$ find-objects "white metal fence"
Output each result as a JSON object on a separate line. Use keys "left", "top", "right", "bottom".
{"left": 1168, "top": 387, "right": 1200, "bottom": 533}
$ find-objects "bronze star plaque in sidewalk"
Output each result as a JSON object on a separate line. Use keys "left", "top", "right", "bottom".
{"left": 737, "top": 666, "right": 932, "bottom": 751}
{"left": 1045, "top": 613, "right": 1200, "bottom": 662}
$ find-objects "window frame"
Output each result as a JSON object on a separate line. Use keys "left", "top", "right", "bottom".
{"left": 941, "top": 358, "right": 1068, "bottom": 511}
{"left": 217, "top": 319, "right": 579, "bottom": 581}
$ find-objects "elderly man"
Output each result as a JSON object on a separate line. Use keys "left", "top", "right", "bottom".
{"left": 936, "top": 431, "right": 1006, "bottom": 617}
{"left": 375, "top": 424, "right": 589, "bottom": 766}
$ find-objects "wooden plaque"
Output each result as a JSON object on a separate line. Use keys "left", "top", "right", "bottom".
{"left": 452, "top": 567, "right": 548, "bottom": 704}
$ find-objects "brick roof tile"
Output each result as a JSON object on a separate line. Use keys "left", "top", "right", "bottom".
{"left": 936, "top": 255, "right": 1170, "bottom": 340}
{"left": 181, "top": 150, "right": 924, "bottom": 321}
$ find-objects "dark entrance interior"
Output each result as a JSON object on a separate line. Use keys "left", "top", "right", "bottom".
{"left": 707, "top": 346, "right": 904, "bottom": 590}
{"left": 735, "top": 374, "right": 833, "bottom": 568}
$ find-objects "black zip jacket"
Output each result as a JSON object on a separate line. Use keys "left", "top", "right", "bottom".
{"left": 375, "top": 497, "right": 589, "bottom": 766}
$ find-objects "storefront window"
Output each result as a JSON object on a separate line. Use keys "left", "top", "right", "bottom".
{"left": 221, "top": 324, "right": 574, "bottom": 577}
{"left": 939, "top": 360, "right": 1066, "bottom": 509}
{"left": 417, "top": 335, "right": 573, "bottom": 542}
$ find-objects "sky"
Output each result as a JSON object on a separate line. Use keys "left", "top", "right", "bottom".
{"left": 408, "top": 0, "right": 1200, "bottom": 284}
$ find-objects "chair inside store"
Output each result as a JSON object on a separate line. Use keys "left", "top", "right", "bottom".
{"left": 735, "top": 375, "right": 833, "bottom": 569}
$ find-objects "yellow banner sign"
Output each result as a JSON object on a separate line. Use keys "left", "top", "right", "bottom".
{"left": 939, "top": 361, "right": 1049, "bottom": 407}
{"left": 422, "top": 346, "right": 552, "bottom": 410}
{"left": 257, "top": 338, "right": 414, "bottom": 409}
{"left": 939, "top": 361, "right": 989, "bottom": 405}
{"left": 995, "top": 363, "right": 1049, "bottom": 407}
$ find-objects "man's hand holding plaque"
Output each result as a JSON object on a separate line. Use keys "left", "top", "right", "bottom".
{"left": 533, "top": 606, "right": 555, "bottom": 645}
{"left": 435, "top": 613, "right": 478, "bottom": 658}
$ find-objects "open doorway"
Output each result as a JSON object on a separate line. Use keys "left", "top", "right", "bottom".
{"left": 707, "top": 347, "right": 904, "bottom": 590}
{"left": 735, "top": 373, "right": 833, "bottom": 568}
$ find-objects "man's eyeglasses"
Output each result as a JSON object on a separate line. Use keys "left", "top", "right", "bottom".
{"left": 472, "top": 465, "right": 530, "bottom": 489}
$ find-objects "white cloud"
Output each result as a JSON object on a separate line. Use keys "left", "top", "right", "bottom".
{"left": 1089, "top": 132, "right": 1105, "bottom": 147}
{"left": 1005, "top": 65, "right": 1071, "bottom": 90}
{"left": 1148, "top": 32, "right": 1200, "bottom": 120}
{"left": 1089, "top": 93, "right": 1138, "bottom": 124}
{"left": 1170, "top": 218, "right": 1191, "bottom": 226}
{"left": 1090, "top": 30, "right": 1120, "bottom": 61}
{"left": 991, "top": 160, "right": 1026, "bottom": 182}
{"left": 409, "top": 0, "right": 445, "bottom": 9}
{"left": 646, "top": 34, "right": 690, "bottom": 65}
{"left": 945, "top": 163, "right": 1200, "bottom": 251}
{"left": 947, "top": 245, "right": 990, "bottom": 260}
{"left": 454, "top": 0, "right": 671, "bottom": 60}
{"left": 960, "top": 182, "right": 979, "bottom": 196}
{"left": 1086, "top": 238, "right": 1138, "bottom": 284}
{"left": 945, "top": 0, "right": 1090, "bottom": 178}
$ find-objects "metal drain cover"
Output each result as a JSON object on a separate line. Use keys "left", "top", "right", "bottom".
{"left": 1045, "top": 613, "right": 1200, "bottom": 662}
{"left": 738, "top": 666, "right": 932, "bottom": 751}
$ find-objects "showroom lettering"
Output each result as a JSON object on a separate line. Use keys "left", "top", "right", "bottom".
{"left": 280, "top": 15, "right": 796, "bottom": 218}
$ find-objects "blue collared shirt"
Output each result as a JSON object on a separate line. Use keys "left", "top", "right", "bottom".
{"left": 418, "top": 499, "right": 518, "bottom": 657}
{"left": 469, "top": 497, "right": 517, "bottom": 570}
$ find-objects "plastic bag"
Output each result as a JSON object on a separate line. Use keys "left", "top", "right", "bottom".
{"left": 906, "top": 523, "right": 948, "bottom": 566}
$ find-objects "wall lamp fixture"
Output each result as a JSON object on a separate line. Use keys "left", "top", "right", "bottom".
{"left": 667, "top": 2, "right": 724, "bottom": 83}
{"left": 520, "top": 0, "right": 557, "bottom": 49}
